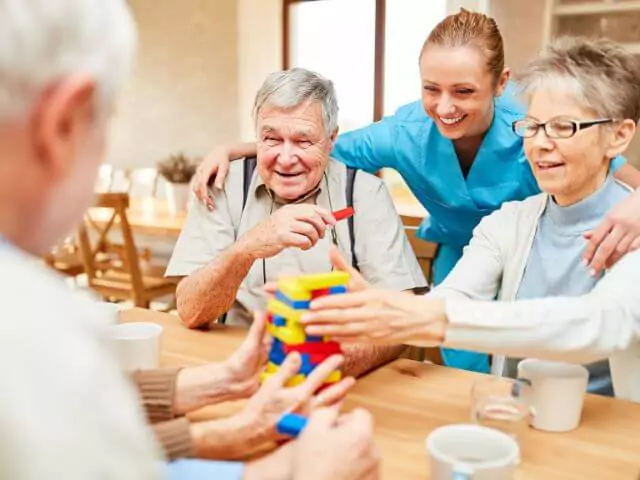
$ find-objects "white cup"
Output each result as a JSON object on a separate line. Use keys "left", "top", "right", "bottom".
{"left": 109, "top": 322, "right": 163, "bottom": 372}
{"left": 426, "top": 424, "right": 520, "bottom": 480}
{"left": 97, "top": 301, "right": 122, "bottom": 326}
{"left": 517, "top": 359, "right": 588, "bottom": 432}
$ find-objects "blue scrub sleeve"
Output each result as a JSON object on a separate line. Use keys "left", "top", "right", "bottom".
{"left": 332, "top": 116, "right": 397, "bottom": 173}
{"left": 611, "top": 155, "right": 626, "bottom": 172}
{"left": 166, "top": 459, "right": 244, "bottom": 480}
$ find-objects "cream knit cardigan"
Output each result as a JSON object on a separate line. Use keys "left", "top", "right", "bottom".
{"left": 429, "top": 190, "right": 640, "bottom": 402}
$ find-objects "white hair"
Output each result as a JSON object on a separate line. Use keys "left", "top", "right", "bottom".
{"left": 517, "top": 36, "right": 640, "bottom": 123}
{"left": 253, "top": 68, "right": 339, "bottom": 136}
{"left": 0, "top": 0, "right": 136, "bottom": 122}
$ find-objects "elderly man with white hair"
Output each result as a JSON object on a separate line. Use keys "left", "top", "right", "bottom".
{"left": 167, "top": 67, "right": 427, "bottom": 377}
{"left": 0, "top": 1, "right": 381, "bottom": 479}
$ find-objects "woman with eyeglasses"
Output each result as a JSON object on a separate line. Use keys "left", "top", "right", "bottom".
{"left": 300, "top": 36, "right": 640, "bottom": 401}
{"left": 191, "top": 9, "right": 640, "bottom": 374}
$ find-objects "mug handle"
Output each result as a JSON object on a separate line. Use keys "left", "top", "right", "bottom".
{"left": 452, "top": 463, "right": 474, "bottom": 480}
{"left": 513, "top": 377, "right": 536, "bottom": 421}
{"left": 511, "top": 377, "right": 532, "bottom": 397}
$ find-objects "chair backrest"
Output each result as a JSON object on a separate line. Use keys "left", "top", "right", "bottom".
{"left": 401, "top": 215, "right": 438, "bottom": 283}
{"left": 77, "top": 192, "right": 145, "bottom": 294}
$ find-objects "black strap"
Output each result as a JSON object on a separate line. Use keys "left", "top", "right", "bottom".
{"left": 219, "top": 156, "right": 258, "bottom": 326}
{"left": 345, "top": 167, "right": 359, "bottom": 270}
{"left": 242, "top": 156, "right": 258, "bottom": 211}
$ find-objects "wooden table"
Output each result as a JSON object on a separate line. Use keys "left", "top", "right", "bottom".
{"left": 121, "top": 308, "right": 640, "bottom": 479}
{"left": 89, "top": 198, "right": 186, "bottom": 237}
{"left": 87, "top": 185, "right": 427, "bottom": 239}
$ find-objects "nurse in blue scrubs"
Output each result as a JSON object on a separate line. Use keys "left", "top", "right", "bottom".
{"left": 191, "top": 9, "right": 640, "bottom": 373}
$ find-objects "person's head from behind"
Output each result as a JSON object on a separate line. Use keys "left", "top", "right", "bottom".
{"left": 254, "top": 68, "right": 338, "bottom": 201}
{"left": 0, "top": 0, "right": 135, "bottom": 255}
{"left": 514, "top": 37, "right": 639, "bottom": 206}
{"left": 419, "top": 8, "right": 510, "bottom": 141}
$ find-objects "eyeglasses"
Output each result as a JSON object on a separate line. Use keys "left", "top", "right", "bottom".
{"left": 512, "top": 118, "right": 615, "bottom": 139}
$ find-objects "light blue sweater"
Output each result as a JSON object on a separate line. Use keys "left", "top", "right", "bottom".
{"left": 516, "top": 174, "right": 630, "bottom": 395}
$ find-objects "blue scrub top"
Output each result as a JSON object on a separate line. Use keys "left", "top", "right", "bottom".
{"left": 332, "top": 83, "right": 625, "bottom": 252}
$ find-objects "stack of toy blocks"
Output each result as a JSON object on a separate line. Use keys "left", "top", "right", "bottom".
{"left": 262, "top": 271, "right": 349, "bottom": 388}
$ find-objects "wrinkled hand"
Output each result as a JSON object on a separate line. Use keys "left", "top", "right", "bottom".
{"left": 192, "top": 147, "right": 230, "bottom": 209}
{"left": 223, "top": 312, "right": 272, "bottom": 398}
{"left": 584, "top": 188, "right": 640, "bottom": 274}
{"left": 301, "top": 289, "right": 447, "bottom": 346}
{"left": 172, "top": 312, "right": 270, "bottom": 414}
{"left": 293, "top": 407, "right": 380, "bottom": 480}
{"left": 242, "top": 204, "right": 336, "bottom": 259}
{"left": 241, "top": 353, "right": 355, "bottom": 443}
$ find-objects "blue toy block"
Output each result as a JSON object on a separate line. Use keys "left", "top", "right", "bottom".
{"left": 276, "top": 413, "right": 308, "bottom": 438}
{"left": 298, "top": 353, "right": 315, "bottom": 375}
{"left": 273, "top": 314, "right": 287, "bottom": 327}
{"left": 269, "top": 339, "right": 286, "bottom": 365}
{"left": 306, "top": 335, "right": 323, "bottom": 342}
{"left": 276, "top": 290, "right": 311, "bottom": 309}
{"left": 329, "top": 285, "right": 347, "bottom": 294}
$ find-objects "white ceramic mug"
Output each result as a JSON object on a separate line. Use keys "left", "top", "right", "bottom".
{"left": 97, "top": 301, "right": 122, "bottom": 326}
{"left": 426, "top": 424, "right": 520, "bottom": 480}
{"left": 517, "top": 359, "right": 588, "bottom": 432}
{"left": 109, "top": 322, "right": 163, "bottom": 372}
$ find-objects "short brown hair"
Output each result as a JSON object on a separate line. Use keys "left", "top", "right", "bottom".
{"left": 421, "top": 8, "right": 505, "bottom": 84}
{"left": 518, "top": 36, "right": 640, "bottom": 123}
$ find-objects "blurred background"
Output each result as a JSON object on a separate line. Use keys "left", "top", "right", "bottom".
{"left": 109, "top": 0, "right": 640, "bottom": 171}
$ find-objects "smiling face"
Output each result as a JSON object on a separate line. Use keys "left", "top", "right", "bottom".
{"left": 524, "top": 89, "right": 612, "bottom": 206}
{"left": 419, "top": 45, "right": 508, "bottom": 140}
{"left": 255, "top": 99, "right": 336, "bottom": 201}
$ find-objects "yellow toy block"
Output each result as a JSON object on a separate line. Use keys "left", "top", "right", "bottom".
{"left": 286, "top": 374, "right": 307, "bottom": 387}
{"left": 296, "top": 271, "right": 350, "bottom": 290}
{"left": 324, "top": 370, "right": 342, "bottom": 384}
{"left": 265, "top": 362, "right": 278, "bottom": 374}
{"left": 260, "top": 371, "right": 273, "bottom": 383}
{"left": 266, "top": 322, "right": 277, "bottom": 336}
{"left": 277, "top": 278, "right": 311, "bottom": 301}
{"left": 270, "top": 322, "right": 306, "bottom": 345}
{"left": 268, "top": 298, "right": 306, "bottom": 322}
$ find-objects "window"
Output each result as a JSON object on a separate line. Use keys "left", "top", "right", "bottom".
{"left": 288, "top": 0, "right": 376, "bottom": 132}
{"left": 384, "top": 0, "right": 447, "bottom": 115}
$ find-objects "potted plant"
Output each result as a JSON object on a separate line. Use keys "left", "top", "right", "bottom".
{"left": 156, "top": 153, "right": 197, "bottom": 214}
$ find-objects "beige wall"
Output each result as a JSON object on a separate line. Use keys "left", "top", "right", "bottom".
{"left": 237, "top": 0, "right": 283, "bottom": 141}
{"left": 489, "top": 0, "right": 547, "bottom": 74}
{"left": 108, "top": 0, "right": 239, "bottom": 168}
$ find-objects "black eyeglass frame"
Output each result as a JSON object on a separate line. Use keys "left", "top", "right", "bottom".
{"left": 511, "top": 118, "right": 616, "bottom": 139}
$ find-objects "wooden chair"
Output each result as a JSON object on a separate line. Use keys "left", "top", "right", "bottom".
{"left": 401, "top": 215, "right": 438, "bottom": 284}
{"left": 43, "top": 243, "right": 84, "bottom": 278}
{"left": 400, "top": 214, "right": 442, "bottom": 365}
{"left": 77, "top": 192, "right": 176, "bottom": 308}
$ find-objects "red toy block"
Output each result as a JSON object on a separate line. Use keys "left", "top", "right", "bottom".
{"left": 309, "top": 353, "right": 334, "bottom": 364}
{"left": 332, "top": 207, "right": 354, "bottom": 222}
{"left": 284, "top": 341, "right": 342, "bottom": 356}
{"left": 310, "top": 288, "right": 330, "bottom": 299}
{"left": 266, "top": 313, "right": 274, "bottom": 324}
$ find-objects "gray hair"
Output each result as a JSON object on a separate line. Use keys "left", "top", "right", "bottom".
{"left": 517, "top": 36, "right": 640, "bottom": 123}
{"left": 253, "top": 68, "right": 339, "bottom": 136}
{"left": 0, "top": 0, "right": 136, "bottom": 122}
